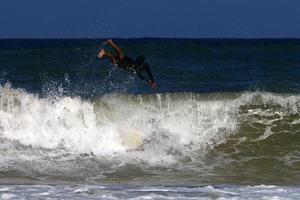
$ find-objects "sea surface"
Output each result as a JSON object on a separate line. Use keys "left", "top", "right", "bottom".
{"left": 0, "top": 38, "right": 300, "bottom": 199}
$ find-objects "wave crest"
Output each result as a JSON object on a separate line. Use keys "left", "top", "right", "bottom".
{"left": 0, "top": 83, "right": 299, "bottom": 167}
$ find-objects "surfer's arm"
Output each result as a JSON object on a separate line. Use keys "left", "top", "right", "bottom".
{"left": 143, "top": 63, "right": 155, "bottom": 83}
{"left": 135, "top": 64, "right": 153, "bottom": 82}
{"left": 136, "top": 63, "right": 157, "bottom": 89}
{"left": 136, "top": 70, "right": 149, "bottom": 82}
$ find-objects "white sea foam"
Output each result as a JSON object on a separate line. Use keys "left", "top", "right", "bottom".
{"left": 0, "top": 83, "right": 299, "bottom": 167}
{"left": 1, "top": 184, "right": 300, "bottom": 200}
{"left": 0, "top": 193, "right": 16, "bottom": 200}
{"left": 0, "top": 84, "right": 238, "bottom": 164}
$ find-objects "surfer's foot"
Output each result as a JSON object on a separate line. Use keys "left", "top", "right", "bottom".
{"left": 98, "top": 49, "right": 105, "bottom": 58}
{"left": 104, "top": 39, "right": 113, "bottom": 45}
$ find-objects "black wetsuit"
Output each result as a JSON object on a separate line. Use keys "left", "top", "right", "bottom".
{"left": 116, "top": 56, "right": 155, "bottom": 83}
{"left": 115, "top": 56, "right": 135, "bottom": 71}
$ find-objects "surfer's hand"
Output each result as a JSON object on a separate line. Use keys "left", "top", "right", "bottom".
{"left": 149, "top": 81, "right": 157, "bottom": 89}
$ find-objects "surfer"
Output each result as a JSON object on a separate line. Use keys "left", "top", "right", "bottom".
{"left": 98, "top": 39, "right": 157, "bottom": 89}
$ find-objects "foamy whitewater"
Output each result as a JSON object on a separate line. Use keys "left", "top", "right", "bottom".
{"left": 0, "top": 39, "right": 300, "bottom": 199}
{"left": 1, "top": 83, "right": 300, "bottom": 198}
{"left": 0, "top": 83, "right": 238, "bottom": 165}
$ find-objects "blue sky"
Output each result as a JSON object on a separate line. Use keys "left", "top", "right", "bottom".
{"left": 1, "top": 0, "right": 299, "bottom": 38}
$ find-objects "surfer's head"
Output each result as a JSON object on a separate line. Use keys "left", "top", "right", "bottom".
{"left": 136, "top": 56, "right": 145, "bottom": 65}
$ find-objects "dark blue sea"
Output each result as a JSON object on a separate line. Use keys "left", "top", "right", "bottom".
{"left": 0, "top": 39, "right": 300, "bottom": 199}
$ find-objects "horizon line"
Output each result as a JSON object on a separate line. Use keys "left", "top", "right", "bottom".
{"left": 0, "top": 37, "right": 300, "bottom": 40}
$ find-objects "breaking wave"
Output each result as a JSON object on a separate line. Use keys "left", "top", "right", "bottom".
{"left": 0, "top": 83, "right": 299, "bottom": 184}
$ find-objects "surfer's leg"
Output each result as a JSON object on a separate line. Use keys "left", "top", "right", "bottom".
{"left": 98, "top": 49, "right": 116, "bottom": 65}
{"left": 105, "top": 39, "right": 124, "bottom": 60}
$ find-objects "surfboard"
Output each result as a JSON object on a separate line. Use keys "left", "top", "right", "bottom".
{"left": 121, "top": 130, "right": 143, "bottom": 150}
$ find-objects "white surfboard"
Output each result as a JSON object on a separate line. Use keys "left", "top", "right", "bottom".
{"left": 121, "top": 129, "right": 143, "bottom": 150}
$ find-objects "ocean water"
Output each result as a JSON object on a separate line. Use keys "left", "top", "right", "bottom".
{"left": 0, "top": 39, "right": 300, "bottom": 199}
